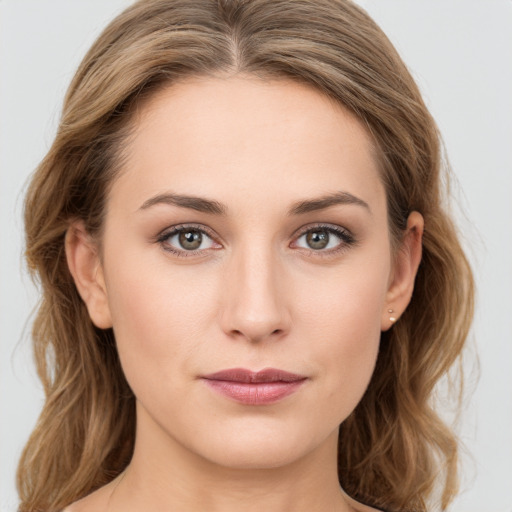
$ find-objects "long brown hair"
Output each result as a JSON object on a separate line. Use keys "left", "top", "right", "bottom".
{"left": 18, "top": 1, "right": 474, "bottom": 511}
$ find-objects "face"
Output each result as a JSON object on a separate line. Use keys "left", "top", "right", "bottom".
{"left": 70, "top": 76, "right": 418, "bottom": 471}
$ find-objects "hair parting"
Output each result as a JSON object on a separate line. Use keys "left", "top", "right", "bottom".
{"left": 19, "top": 1, "right": 474, "bottom": 511}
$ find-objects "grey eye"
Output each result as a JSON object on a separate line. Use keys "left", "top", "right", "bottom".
{"left": 294, "top": 226, "right": 350, "bottom": 252}
{"left": 163, "top": 228, "right": 216, "bottom": 253}
{"left": 179, "top": 230, "right": 203, "bottom": 250}
{"left": 306, "top": 230, "right": 330, "bottom": 250}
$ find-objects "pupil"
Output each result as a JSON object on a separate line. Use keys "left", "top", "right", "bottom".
{"left": 179, "top": 230, "right": 202, "bottom": 250}
{"left": 307, "top": 230, "right": 329, "bottom": 249}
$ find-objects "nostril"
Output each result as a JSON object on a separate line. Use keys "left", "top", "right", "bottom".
{"left": 228, "top": 327, "right": 285, "bottom": 343}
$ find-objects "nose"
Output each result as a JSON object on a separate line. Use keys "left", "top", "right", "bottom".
{"left": 220, "top": 244, "right": 291, "bottom": 343}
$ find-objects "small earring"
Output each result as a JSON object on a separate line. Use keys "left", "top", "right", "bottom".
{"left": 388, "top": 309, "right": 396, "bottom": 323}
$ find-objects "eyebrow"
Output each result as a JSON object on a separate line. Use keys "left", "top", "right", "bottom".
{"left": 139, "top": 193, "right": 227, "bottom": 215}
{"left": 138, "top": 190, "right": 370, "bottom": 216}
{"left": 288, "top": 191, "right": 371, "bottom": 215}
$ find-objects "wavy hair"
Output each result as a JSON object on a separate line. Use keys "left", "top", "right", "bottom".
{"left": 18, "top": 1, "right": 474, "bottom": 511}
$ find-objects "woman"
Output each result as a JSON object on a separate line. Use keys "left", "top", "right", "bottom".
{"left": 17, "top": 1, "right": 474, "bottom": 511}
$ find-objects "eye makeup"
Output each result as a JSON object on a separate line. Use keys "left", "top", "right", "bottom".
{"left": 153, "top": 221, "right": 358, "bottom": 260}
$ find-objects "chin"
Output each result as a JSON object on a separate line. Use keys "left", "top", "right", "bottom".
{"left": 201, "top": 442, "right": 306, "bottom": 470}
{"left": 189, "top": 420, "right": 334, "bottom": 470}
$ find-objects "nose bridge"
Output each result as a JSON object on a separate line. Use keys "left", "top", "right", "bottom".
{"left": 221, "top": 238, "right": 289, "bottom": 342}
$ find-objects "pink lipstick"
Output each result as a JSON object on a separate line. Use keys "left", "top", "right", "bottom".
{"left": 201, "top": 368, "right": 307, "bottom": 405}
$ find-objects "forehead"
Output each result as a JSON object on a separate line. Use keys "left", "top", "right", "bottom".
{"left": 112, "top": 76, "right": 385, "bottom": 216}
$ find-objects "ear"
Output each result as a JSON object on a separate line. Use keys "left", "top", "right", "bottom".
{"left": 381, "top": 211, "right": 424, "bottom": 331}
{"left": 65, "top": 221, "right": 113, "bottom": 329}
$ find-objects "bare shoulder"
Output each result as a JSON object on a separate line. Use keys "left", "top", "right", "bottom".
{"left": 61, "top": 481, "right": 116, "bottom": 512}
{"left": 351, "top": 503, "right": 383, "bottom": 512}
{"left": 350, "top": 500, "right": 384, "bottom": 512}
{"left": 341, "top": 488, "right": 384, "bottom": 512}
{"left": 353, "top": 503, "right": 384, "bottom": 512}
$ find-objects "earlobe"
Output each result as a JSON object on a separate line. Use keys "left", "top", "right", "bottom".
{"left": 382, "top": 211, "right": 424, "bottom": 331}
{"left": 65, "top": 221, "right": 113, "bottom": 329}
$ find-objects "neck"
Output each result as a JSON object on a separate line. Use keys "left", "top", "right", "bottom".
{"left": 107, "top": 404, "right": 355, "bottom": 512}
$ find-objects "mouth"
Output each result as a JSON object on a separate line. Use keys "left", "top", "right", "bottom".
{"left": 201, "top": 368, "right": 308, "bottom": 405}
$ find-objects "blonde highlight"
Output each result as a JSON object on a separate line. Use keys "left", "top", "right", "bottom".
{"left": 18, "top": 1, "right": 474, "bottom": 511}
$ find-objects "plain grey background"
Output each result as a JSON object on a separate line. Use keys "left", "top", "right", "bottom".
{"left": 1, "top": 1, "right": 511, "bottom": 511}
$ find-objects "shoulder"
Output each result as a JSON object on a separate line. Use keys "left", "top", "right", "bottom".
{"left": 341, "top": 488, "right": 385, "bottom": 512}
{"left": 61, "top": 481, "right": 115, "bottom": 512}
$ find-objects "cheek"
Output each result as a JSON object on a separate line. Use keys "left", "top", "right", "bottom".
{"left": 102, "top": 248, "right": 221, "bottom": 390}
{"left": 295, "top": 253, "right": 389, "bottom": 340}
{"left": 292, "top": 258, "right": 389, "bottom": 410}
{"left": 103, "top": 225, "right": 390, "bottom": 429}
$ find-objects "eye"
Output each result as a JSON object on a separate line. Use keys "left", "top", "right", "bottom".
{"left": 157, "top": 225, "right": 220, "bottom": 256}
{"left": 293, "top": 225, "right": 355, "bottom": 253}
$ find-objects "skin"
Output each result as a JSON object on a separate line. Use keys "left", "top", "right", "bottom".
{"left": 65, "top": 76, "right": 423, "bottom": 512}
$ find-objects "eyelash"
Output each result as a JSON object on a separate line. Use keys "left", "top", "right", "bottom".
{"left": 292, "top": 223, "right": 357, "bottom": 257}
{"left": 155, "top": 223, "right": 220, "bottom": 258}
{"left": 155, "top": 223, "right": 357, "bottom": 258}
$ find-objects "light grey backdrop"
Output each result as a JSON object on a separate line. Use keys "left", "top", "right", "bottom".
{"left": 1, "top": 1, "right": 511, "bottom": 511}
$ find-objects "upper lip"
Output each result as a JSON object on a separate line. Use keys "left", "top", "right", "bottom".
{"left": 202, "top": 368, "right": 307, "bottom": 383}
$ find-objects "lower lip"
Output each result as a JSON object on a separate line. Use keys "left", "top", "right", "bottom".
{"left": 202, "top": 379, "right": 306, "bottom": 405}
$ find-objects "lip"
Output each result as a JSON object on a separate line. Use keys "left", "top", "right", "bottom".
{"left": 201, "top": 368, "right": 308, "bottom": 405}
